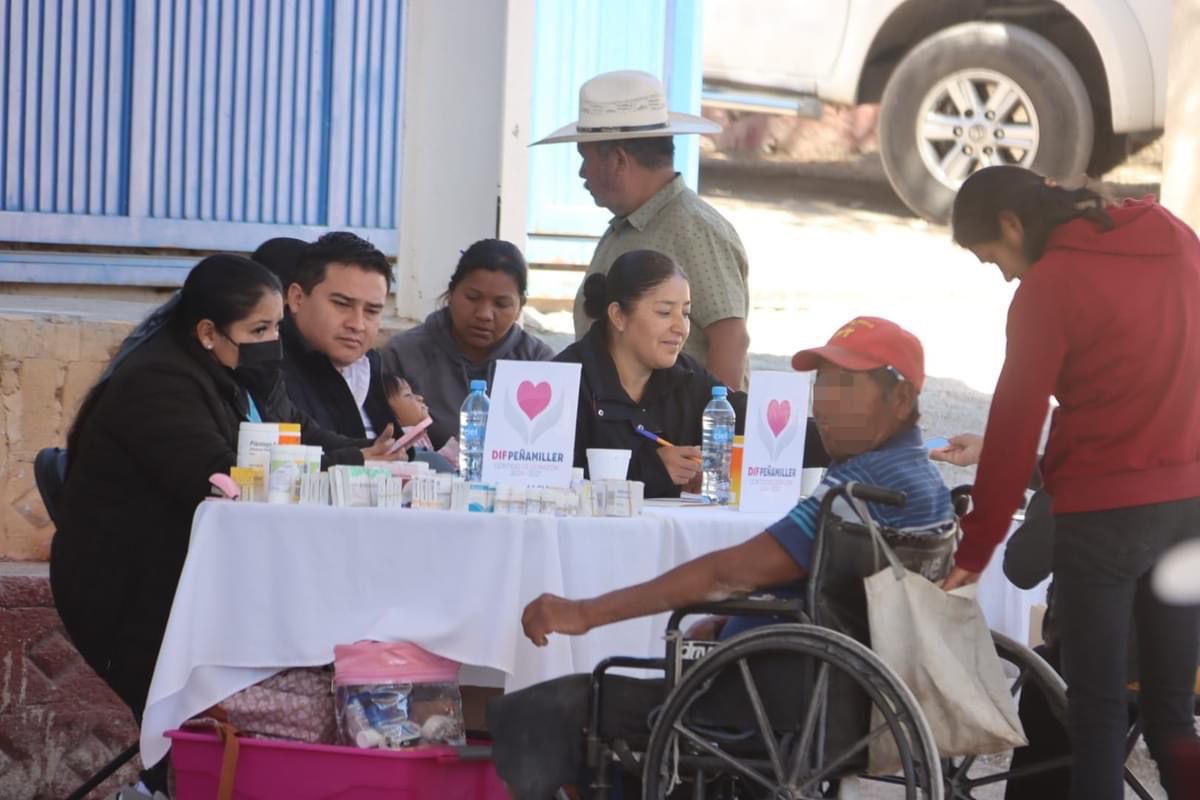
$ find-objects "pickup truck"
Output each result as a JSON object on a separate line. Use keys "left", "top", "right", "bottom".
{"left": 703, "top": 0, "right": 1170, "bottom": 221}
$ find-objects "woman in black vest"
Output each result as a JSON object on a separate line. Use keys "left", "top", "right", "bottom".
{"left": 556, "top": 250, "right": 825, "bottom": 498}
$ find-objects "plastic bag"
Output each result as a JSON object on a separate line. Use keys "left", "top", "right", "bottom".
{"left": 333, "top": 641, "right": 466, "bottom": 749}
{"left": 335, "top": 681, "right": 465, "bottom": 748}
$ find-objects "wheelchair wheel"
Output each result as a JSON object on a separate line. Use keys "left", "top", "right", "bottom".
{"left": 935, "top": 631, "right": 1067, "bottom": 799}
{"left": 865, "top": 630, "right": 1155, "bottom": 799}
{"left": 641, "top": 624, "right": 943, "bottom": 799}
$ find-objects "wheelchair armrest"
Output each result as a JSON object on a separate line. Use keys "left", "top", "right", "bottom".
{"left": 591, "top": 655, "right": 666, "bottom": 681}
{"left": 666, "top": 595, "right": 807, "bottom": 633}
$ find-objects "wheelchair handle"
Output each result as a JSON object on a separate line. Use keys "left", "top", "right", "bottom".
{"left": 845, "top": 482, "right": 906, "bottom": 507}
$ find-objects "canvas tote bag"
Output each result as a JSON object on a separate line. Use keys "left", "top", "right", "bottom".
{"left": 845, "top": 491, "right": 1026, "bottom": 774}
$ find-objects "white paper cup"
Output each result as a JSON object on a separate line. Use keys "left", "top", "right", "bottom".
{"left": 586, "top": 448, "right": 632, "bottom": 481}
{"left": 800, "top": 468, "right": 825, "bottom": 498}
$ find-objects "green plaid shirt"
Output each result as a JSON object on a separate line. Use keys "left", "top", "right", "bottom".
{"left": 573, "top": 174, "right": 750, "bottom": 366}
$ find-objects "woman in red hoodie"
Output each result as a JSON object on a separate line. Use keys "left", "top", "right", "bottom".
{"left": 943, "top": 165, "right": 1200, "bottom": 800}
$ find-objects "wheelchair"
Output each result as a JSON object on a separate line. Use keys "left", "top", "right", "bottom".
{"left": 578, "top": 481, "right": 1160, "bottom": 799}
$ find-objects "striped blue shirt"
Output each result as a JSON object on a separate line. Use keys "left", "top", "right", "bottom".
{"left": 766, "top": 425, "right": 954, "bottom": 573}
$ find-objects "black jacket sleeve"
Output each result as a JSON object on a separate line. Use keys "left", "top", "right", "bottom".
{"left": 569, "top": 389, "right": 589, "bottom": 472}
{"left": 631, "top": 438, "right": 679, "bottom": 498}
{"left": 365, "top": 350, "right": 400, "bottom": 436}
{"left": 1002, "top": 489, "right": 1055, "bottom": 589}
{"left": 728, "top": 389, "right": 748, "bottom": 435}
{"left": 259, "top": 375, "right": 368, "bottom": 466}
{"left": 804, "top": 418, "right": 829, "bottom": 468}
{"left": 103, "top": 366, "right": 237, "bottom": 507}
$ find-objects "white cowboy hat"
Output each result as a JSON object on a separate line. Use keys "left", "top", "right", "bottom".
{"left": 1153, "top": 539, "right": 1200, "bottom": 605}
{"left": 532, "top": 70, "right": 721, "bottom": 146}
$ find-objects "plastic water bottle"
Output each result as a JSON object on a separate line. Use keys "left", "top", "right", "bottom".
{"left": 701, "top": 386, "right": 737, "bottom": 504}
{"left": 458, "top": 380, "right": 490, "bottom": 481}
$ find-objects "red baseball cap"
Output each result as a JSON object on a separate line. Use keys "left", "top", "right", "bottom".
{"left": 791, "top": 317, "right": 925, "bottom": 391}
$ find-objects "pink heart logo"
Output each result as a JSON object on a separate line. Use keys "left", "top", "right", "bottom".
{"left": 516, "top": 381, "right": 552, "bottom": 420}
{"left": 767, "top": 399, "right": 791, "bottom": 438}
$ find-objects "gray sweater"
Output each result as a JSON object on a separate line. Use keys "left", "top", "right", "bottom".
{"left": 380, "top": 308, "right": 555, "bottom": 448}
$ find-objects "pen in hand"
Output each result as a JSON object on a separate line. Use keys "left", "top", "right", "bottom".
{"left": 632, "top": 424, "right": 703, "bottom": 464}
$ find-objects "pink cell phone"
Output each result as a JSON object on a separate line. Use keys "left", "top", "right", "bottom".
{"left": 209, "top": 473, "right": 241, "bottom": 500}
{"left": 386, "top": 416, "right": 433, "bottom": 455}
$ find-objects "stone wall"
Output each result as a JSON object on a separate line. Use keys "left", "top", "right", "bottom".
{"left": 1, "top": 302, "right": 141, "bottom": 562}
{"left": 1, "top": 299, "right": 146, "bottom": 797}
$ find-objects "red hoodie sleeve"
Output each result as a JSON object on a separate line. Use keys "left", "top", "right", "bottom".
{"left": 957, "top": 274, "right": 1067, "bottom": 572}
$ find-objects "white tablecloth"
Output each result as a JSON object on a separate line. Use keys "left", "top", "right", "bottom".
{"left": 140, "top": 502, "right": 1045, "bottom": 765}
{"left": 140, "top": 502, "right": 769, "bottom": 765}
{"left": 975, "top": 518, "right": 1051, "bottom": 649}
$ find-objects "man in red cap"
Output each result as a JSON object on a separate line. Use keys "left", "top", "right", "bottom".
{"left": 790, "top": 315, "right": 926, "bottom": 460}
{"left": 487, "top": 317, "right": 955, "bottom": 798}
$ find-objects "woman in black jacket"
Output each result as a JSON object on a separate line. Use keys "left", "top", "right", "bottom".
{"left": 555, "top": 250, "right": 745, "bottom": 498}
{"left": 51, "top": 255, "right": 396, "bottom": 795}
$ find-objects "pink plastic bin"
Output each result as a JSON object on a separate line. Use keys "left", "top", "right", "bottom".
{"left": 167, "top": 730, "right": 509, "bottom": 800}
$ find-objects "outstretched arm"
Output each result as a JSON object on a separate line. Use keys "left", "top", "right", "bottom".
{"left": 929, "top": 433, "right": 984, "bottom": 467}
{"left": 522, "top": 532, "right": 803, "bottom": 646}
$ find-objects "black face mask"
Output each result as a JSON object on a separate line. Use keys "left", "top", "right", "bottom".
{"left": 223, "top": 336, "right": 283, "bottom": 391}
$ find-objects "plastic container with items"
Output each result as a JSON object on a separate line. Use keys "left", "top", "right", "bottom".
{"left": 167, "top": 730, "right": 508, "bottom": 800}
{"left": 333, "top": 640, "right": 466, "bottom": 749}
{"left": 168, "top": 642, "right": 491, "bottom": 799}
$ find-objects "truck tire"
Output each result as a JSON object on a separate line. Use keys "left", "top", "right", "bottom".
{"left": 1087, "top": 126, "right": 1129, "bottom": 176}
{"left": 879, "top": 22, "right": 1093, "bottom": 223}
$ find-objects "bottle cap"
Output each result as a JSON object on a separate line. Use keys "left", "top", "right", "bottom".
{"left": 470, "top": 380, "right": 488, "bottom": 392}
{"left": 277, "top": 422, "right": 302, "bottom": 445}
{"left": 711, "top": 386, "right": 727, "bottom": 398}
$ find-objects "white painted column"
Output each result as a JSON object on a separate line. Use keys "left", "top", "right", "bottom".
{"left": 1162, "top": 0, "right": 1200, "bottom": 228}
{"left": 395, "top": 0, "right": 535, "bottom": 322}
{"left": 497, "top": 0, "right": 536, "bottom": 250}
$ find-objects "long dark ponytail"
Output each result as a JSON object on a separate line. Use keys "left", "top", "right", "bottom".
{"left": 952, "top": 166, "right": 1115, "bottom": 262}
{"left": 66, "top": 255, "right": 281, "bottom": 467}
{"left": 582, "top": 249, "right": 688, "bottom": 337}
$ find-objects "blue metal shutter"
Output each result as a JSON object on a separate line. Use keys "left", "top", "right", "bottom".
{"left": 0, "top": 0, "right": 134, "bottom": 216}
{"left": 0, "top": 0, "right": 405, "bottom": 276}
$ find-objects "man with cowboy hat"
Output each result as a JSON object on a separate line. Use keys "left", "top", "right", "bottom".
{"left": 534, "top": 70, "right": 751, "bottom": 389}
